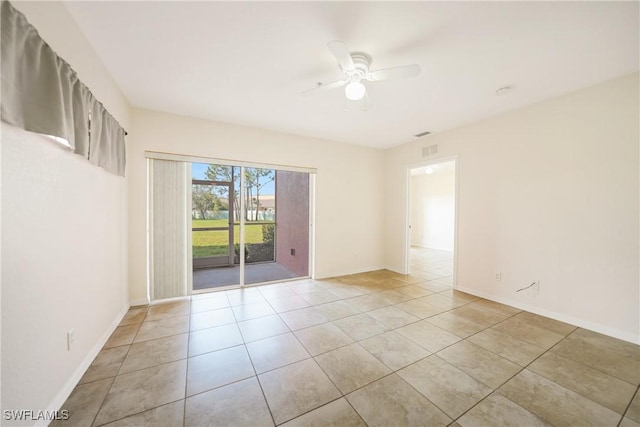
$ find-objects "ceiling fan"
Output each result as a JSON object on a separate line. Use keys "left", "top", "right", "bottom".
{"left": 302, "top": 40, "right": 421, "bottom": 102}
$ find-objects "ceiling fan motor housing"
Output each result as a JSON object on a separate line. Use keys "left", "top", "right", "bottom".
{"left": 346, "top": 52, "right": 372, "bottom": 82}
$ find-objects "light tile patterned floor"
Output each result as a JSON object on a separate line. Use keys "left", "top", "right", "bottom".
{"left": 53, "top": 253, "right": 640, "bottom": 426}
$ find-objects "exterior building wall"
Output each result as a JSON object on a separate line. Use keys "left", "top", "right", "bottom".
{"left": 275, "top": 171, "right": 310, "bottom": 276}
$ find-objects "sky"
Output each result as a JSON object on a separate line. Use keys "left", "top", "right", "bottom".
{"left": 192, "top": 162, "right": 276, "bottom": 195}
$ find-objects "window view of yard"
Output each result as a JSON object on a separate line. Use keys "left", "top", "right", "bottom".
{"left": 192, "top": 220, "right": 274, "bottom": 258}
{"left": 192, "top": 163, "right": 276, "bottom": 264}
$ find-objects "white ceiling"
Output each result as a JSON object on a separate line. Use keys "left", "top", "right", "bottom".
{"left": 64, "top": 1, "right": 639, "bottom": 149}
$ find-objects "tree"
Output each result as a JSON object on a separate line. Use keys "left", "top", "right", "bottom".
{"left": 192, "top": 185, "right": 217, "bottom": 219}
{"left": 204, "top": 165, "right": 275, "bottom": 222}
{"left": 251, "top": 168, "right": 275, "bottom": 221}
{"left": 205, "top": 165, "right": 240, "bottom": 221}
{"left": 244, "top": 169, "right": 256, "bottom": 220}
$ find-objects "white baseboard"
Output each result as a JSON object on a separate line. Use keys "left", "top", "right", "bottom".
{"left": 383, "top": 265, "right": 405, "bottom": 275}
{"left": 129, "top": 298, "right": 150, "bottom": 306}
{"left": 43, "top": 304, "right": 130, "bottom": 426}
{"left": 455, "top": 285, "right": 640, "bottom": 345}
{"left": 150, "top": 295, "right": 190, "bottom": 305}
{"left": 314, "top": 265, "right": 386, "bottom": 280}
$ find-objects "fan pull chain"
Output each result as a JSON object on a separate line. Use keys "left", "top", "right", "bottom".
{"left": 362, "top": 93, "right": 369, "bottom": 111}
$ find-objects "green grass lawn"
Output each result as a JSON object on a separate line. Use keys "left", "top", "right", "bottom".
{"left": 192, "top": 219, "right": 273, "bottom": 257}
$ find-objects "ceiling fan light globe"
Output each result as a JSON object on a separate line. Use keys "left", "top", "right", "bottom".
{"left": 345, "top": 81, "right": 366, "bottom": 101}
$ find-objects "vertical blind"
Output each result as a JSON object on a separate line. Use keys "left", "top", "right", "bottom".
{"left": 0, "top": 0, "right": 126, "bottom": 176}
{"left": 149, "top": 159, "right": 190, "bottom": 300}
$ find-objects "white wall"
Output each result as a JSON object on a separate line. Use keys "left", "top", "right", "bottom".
{"left": 1, "top": 2, "right": 131, "bottom": 423}
{"left": 385, "top": 73, "right": 640, "bottom": 343}
{"left": 128, "top": 109, "right": 385, "bottom": 303}
{"left": 410, "top": 162, "right": 455, "bottom": 251}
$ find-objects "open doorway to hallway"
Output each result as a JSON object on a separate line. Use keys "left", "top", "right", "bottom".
{"left": 408, "top": 159, "right": 456, "bottom": 287}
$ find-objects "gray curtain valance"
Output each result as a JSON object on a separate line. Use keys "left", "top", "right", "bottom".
{"left": 1, "top": 0, "right": 126, "bottom": 176}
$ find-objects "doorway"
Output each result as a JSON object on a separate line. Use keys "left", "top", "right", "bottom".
{"left": 192, "top": 179, "right": 235, "bottom": 269}
{"left": 191, "top": 162, "right": 312, "bottom": 291}
{"left": 407, "top": 159, "right": 457, "bottom": 287}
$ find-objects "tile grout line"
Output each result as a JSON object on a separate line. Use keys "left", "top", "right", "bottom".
{"left": 76, "top": 266, "right": 633, "bottom": 427}
{"left": 373, "top": 304, "right": 524, "bottom": 423}
{"left": 89, "top": 298, "right": 510, "bottom": 423}
{"left": 449, "top": 325, "right": 598, "bottom": 425}
{"left": 261, "top": 287, "right": 478, "bottom": 424}
{"left": 89, "top": 306, "right": 147, "bottom": 427}
{"left": 242, "top": 343, "right": 278, "bottom": 427}
{"left": 93, "top": 301, "right": 191, "bottom": 426}
{"left": 183, "top": 282, "right": 459, "bottom": 411}
{"left": 244, "top": 284, "right": 299, "bottom": 427}
{"left": 182, "top": 298, "right": 195, "bottom": 427}
{"left": 66, "top": 269, "right": 438, "bottom": 425}
{"left": 544, "top": 333, "right": 640, "bottom": 387}
{"left": 618, "top": 384, "right": 640, "bottom": 427}
{"left": 447, "top": 349, "right": 550, "bottom": 423}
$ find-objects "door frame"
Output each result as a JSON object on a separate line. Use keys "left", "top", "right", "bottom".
{"left": 147, "top": 151, "right": 318, "bottom": 299}
{"left": 404, "top": 155, "right": 459, "bottom": 287}
{"left": 191, "top": 179, "right": 235, "bottom": 269}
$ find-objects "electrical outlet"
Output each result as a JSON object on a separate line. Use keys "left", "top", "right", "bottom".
{"left": 495, "top": 272, "right": 502, "bottom": 281}
{"left": 290, "top": 248, "right": 295, "bottom": 256}
{"left": 67, "top": 330, "right": 75, "bottom": 351}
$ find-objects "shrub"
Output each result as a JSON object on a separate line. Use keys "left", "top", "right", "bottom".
{"left": 262, "top": 223, "right": 275, "bottom": 244}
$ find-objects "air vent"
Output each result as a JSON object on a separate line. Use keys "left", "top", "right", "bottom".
{"left": 414, "top": 130, "right": 431, "bottom": 137}
{"left": 422, "top": 144, "right": 438, "bottom": 157}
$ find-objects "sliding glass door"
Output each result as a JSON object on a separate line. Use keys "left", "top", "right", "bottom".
{"left": 190, "top": 162, "right": 311, "bottom": 291}
{"left": 191, "top": 163, "right": 240, "bottom": 289}
{"left": 243, "top": 167, "right": 277, "bottom": 285}
{"left": 147, "top": 154, "right": 314, "bottom": 299}
{"left": 192, "top": 180, "right": 234, "bottom": 269}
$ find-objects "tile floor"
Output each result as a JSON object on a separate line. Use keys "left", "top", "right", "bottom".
{"left": 409, "top": 246, "right": 454, "bottom": 280}
{"left": 54, "top": 258, "right": 639, "bottom": 426}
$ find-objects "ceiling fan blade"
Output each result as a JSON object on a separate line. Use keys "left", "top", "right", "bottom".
{"left": 301, "top": 79, "right": 346, "bottom": 97}
{"left": 368, "top": 64, "right": 421, "bottom": 81}
{"left": 327, "top": 40, "right": 355, "bottom": 71}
